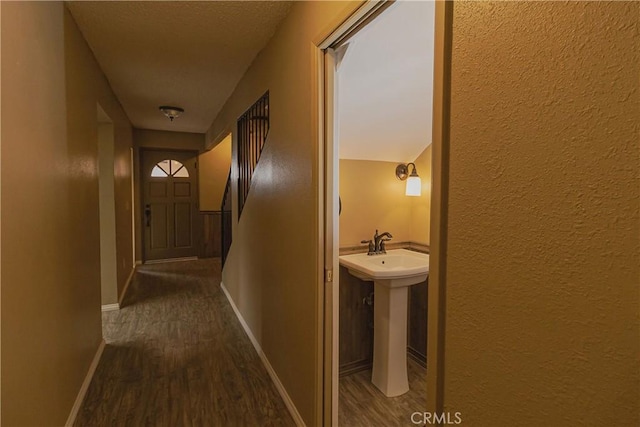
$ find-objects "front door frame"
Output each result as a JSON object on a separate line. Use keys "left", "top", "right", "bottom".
{"left": 316, "top": 1, "right": 453, "bottom": 423}
{"left": 140, "top": 148, "right": 201, "bottom": 263}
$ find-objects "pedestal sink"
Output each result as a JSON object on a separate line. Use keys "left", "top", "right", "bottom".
{"left": 339, "top": 249, "right": 429, "bottom": 397}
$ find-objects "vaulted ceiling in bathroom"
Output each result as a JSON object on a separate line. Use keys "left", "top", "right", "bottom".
{"left": 338, "top": 1, "right": 435, "bottom": 163}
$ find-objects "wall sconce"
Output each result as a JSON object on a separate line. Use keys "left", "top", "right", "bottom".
{"left": 395, "top": 163, "right": 421, "bottom": 196}
{"left": 159, "top": 106, "right": 184, "bottom": 121}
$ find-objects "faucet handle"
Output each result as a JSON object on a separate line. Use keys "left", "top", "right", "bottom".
{"left": 379, "top": 238, "right": 391, "bottom": 253}
{"left": 361, "top": 239, "right": 375, "bottom": 255}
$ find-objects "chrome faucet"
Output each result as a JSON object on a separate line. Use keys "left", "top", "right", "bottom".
{"left": 361, "top": 229, "right": 393, "bottom": 255}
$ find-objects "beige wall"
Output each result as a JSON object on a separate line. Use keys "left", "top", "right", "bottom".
{"left": 339, "top": 159, "right": 411, "bottom": 246}
{"left": 114, "top": 127, "right": 134, "bottom": 300}
{"left": 207, "top": 1, "right": 360, "bottom": 424}
{"left": 410, "top": 145, "right": 431, "bottom": 246}
{"left": 444, "top": 2, "right": 639, "bottom": 425}
{"left": 339, "top": 145, "right": 432, "bottom": 247}
{"left": 1, "top": 3, "right": 134, "bottom": 425}
{"left": 199, "top": 134, "right": 231, "bottom": 211}
{"left": 133, "top": 128, "right": 204, "bottom": 151}
{"left": 98, "top": 122, "right": 118, "bottom": 305}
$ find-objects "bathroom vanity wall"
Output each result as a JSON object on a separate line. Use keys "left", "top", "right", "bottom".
{"left": 339, "top": 145, "right": 432, "bottom": 247}
{"left": 409, "top": 145, "right": 432, "bottom": 246}
{"left": 339, "top": 159, "right": 413, "bottom": 246}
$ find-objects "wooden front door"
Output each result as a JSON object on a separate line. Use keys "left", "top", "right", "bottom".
{"left": 142, "top": 150, "right": 199, "bottom": 261}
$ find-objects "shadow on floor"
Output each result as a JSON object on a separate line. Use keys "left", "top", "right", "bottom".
{"left": 76, "top": 258, "right": 294, "bottom": 426}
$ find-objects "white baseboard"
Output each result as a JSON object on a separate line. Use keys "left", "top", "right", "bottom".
{"left": 118, "top": 265, "right": 137, "bottom": 306}
{"left": 101, "top": 303, "right": 120, "bottom": 312}
{"left": 65, "top": 339, "right": 105, "bottom": 427}
{"left": 220, "top": 282, "right": 305, "bottom": 427}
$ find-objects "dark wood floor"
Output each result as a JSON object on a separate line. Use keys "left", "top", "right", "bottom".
{"left": 75, "top": 258, "right": 294, "bottom": 427}
{"left": 339, "top": 358, "right": 427, "bottom": 427}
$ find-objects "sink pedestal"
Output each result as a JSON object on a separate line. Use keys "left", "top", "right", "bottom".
{"left": 338, "top": 249, "right": 429, "bottom": 398}
{"left": 371, "top": 281, "right": 410, "bottom": 397}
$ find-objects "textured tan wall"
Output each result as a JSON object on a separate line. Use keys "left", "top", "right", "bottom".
{"left": 1, "top": 3, "right": 134, "bottom": 425}
{"left": 410, "top": 145, "right": 431, "bottom": 246}
{"left": 339, "top": 159, "right": 412, "bottom": 246}
{"left": 199, "top": 134, "right": 231, "bottom": 211}
{"left": 444, "top": 2, "right": 639, "bottom": 425}
{"left": 133, "top": 128, "right": 204, "bottom": 151}
{"left": 113, "top": 123, "right": 134, "bottom": 300}
{"left": 65, "top": 8, "right": 135, "bottom": 307}
{"left": 98, "top": 123, "right": 118, "bottom": 305}
{"left": 339, "top": 145, "right": 431, "bottom": 247}
{"left": 208, "top": 1, "right": 361, "bottom": 424}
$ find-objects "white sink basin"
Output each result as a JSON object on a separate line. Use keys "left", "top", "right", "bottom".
{"left": 339, "top": 249, "right": 429, "bottom": 287}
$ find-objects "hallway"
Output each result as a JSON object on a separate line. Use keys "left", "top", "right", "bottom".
{"left": 2, "top": 2, "right": 638, "bottom": 425}
{"left": 75, "top": 259, "right": 294, "bottom": 426}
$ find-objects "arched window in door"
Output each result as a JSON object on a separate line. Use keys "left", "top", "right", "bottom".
{"left": 150, "top": 159, "right": 190, "bottom": 178}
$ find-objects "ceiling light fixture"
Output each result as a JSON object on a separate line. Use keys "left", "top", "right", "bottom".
{"left": 395, "top": 163, "right": 421, "bottom": 196}
{"left": 159, "top": 106, "right": 184, "bottom": 121}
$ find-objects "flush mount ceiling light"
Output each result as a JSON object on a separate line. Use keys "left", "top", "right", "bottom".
{"left": 395, "top": 163, "right": 421, "bottom": 197}
{"left": 159, "top": 106, "right": 184, "bottom": 121}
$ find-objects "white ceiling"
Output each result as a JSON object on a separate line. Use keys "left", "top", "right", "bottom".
{"left": 66, "top": 1, "right": 292, "bottom": 134}
{"left": 338, "top": 1, "right": 435, "bottom": 162}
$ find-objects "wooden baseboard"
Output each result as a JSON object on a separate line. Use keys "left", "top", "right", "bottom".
{"left": 220, "top": 282, "right": 306, "bottom": 427}
{"left": 341, "top": 350, "right": 425, "bottom": 379}
{"left": 118, "top": 265, "right": 137, "bottom": 307}
{"left": 65, "top": 339, "right": 105, "bottom": 426}
{"left": 407, "top": 346, "right": 427, "bottom": 368}
{"left": 339, "top": 359, "right": 372, "bottom": 377}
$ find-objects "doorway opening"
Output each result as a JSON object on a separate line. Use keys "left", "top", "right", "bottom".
{"left": 140, "top": 149, "right": 200, "bottom": 262}
{"left": 97, "top": 104, "right": 119, "bottom": 312}
{"left": 320, "top": 1, "right": 450, "bottom": 424}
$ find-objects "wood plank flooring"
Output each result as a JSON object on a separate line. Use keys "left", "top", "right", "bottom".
{"left": 339, "top": 358, "right": 427, "bottom": 427}
{"left": 75, "top": 258, "right": 294, "bottom": 427}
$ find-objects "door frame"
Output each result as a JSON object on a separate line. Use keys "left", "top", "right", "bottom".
{"left": 97, "top": 104, "right": 118, "bottom": 308}
{"left": 316, "top": 1, "right": 453, "bottom": 423}
{"left": 139, "top": 148, "right": 201, "bottom": 263}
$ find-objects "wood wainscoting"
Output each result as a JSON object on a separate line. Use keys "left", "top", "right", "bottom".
{"left": 408, "top": 279, "right": 428, "bottom": 367}
{"left": 200, "top": 211, "right": 222, "bottom": 258}
{"left": 339, "top": 266, "right": 374, "bottom": 376}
